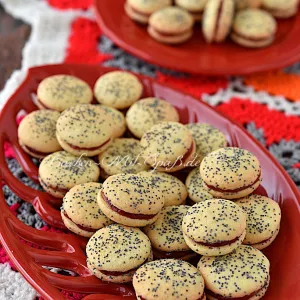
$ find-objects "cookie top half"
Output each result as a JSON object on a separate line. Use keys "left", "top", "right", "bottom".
{"left": 133, "top": 259, "right": 205, "bottom": 300}
{"left": 149, "top": 6, "right": 194, "bottom": 34}
{"left": 18, "top": 110, "right": 61, "bottom": 154}
{"left": 183, "top": 199, "right": 247, "bottom": 244}
{"left": 200, "top": 147, "right": 261, "bottom": 191}
{"left": 186, "top": 123, "right": 227, "bottom": 161}
{"left": 235, "top": 194, "right": 281, "bottom": 244}
{"left": 94, "top": 71, "right": 143, "bottom": 109}
{"left": 101, "top": 173, "right": 164, "bottom": 215}
{"left": 86, "top": 224, "right": 151, "bottom": 272}
{"left": 56, "top": 104, "right": 114, "bottom": 149}
{"left": 198, "top": 245, "right": 270, "bottom": 299}
{"left": 37, "top": 75, "right": 92, "bottom": 111}
{"left": 39, "top": 151, "right": 100, "bottom": 190}
{"left": 126, "top": 98, "right": 179, "bottom": 139}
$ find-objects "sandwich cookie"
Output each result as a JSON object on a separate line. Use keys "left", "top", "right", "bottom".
{"left": 175, "top": 0, "right": 208, "bottom": 21}
{"left": 133, "top": 259, "right": 206, "bottom": 300}
{"left": 236, "top": 194, "right": 281, "bottom": 250}
{"left": 39, "top": 151, "right": 100, "bottom": 198}
{"left": 198, "top": 245, "right": 270, "bottom": 300}
{"left": 231, "top": 9, "right": 277, "bottom": 48}
{"left": 186, "top": 123, "right": 227, "bottom": 162}
{"left": 200, "top": 147, "right": 262, "bottom": 199}
{"left": 18, "top": 110, "right": 62, "bottom": 159}
{"left": 148, "top": 6, "right": 194, "bottom": 44}
{"left": 139, "top": 171, "right": 187, "bottom": 206}
{"left": 61, "top": 183, "right": 113, "bottom": 237}
{"left": 185, "top": 168, "right": 214, "bottom": 205}
{"left": 126, "top": 97, "right": 179, "bottom": 139}
{"left": 125, "top": 0, "right": 172, "bottom": 24}
{"left": 36, "top": 75, "right": 92, "bottom": 112}
{"left": 99, "top": 138, "right": 149, "bottom": 178}
{"left": 94, "top": 71, "right": 143, "bottom": 109}
{"left": 202, "top": 0, "right": 235, "bottom": 43}
{"left": 141, "top": 122, "right": 196, "bottom": 172}
{"left": 98, "top": 173, "right": 164, "bottom": 227}
{"left": 144, "top": 206, "right": 197, "bottom": 260}
{"left": 56, "top": 104, "right": 114, "bottom": 157}
{"left": 182, "top": 199, "right": 247, "bottom": 256}
{"left": 235, "top": 0, "right": 261, "bottom": 10}
{"left": 100, "top": 105, "right": 126, "bottom": 138}
{"left": 262, "top": 0, "right": 298, "bottom": 18}
{"left": 86, "top": 224, "right": 152, "bottom": 283}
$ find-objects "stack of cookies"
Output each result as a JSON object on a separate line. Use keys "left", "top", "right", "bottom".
{"left": 125, "top": 0, "right": 299, "bottom": 48}
{"left": 18, "top": 70, "right": 282, "bottom": 299}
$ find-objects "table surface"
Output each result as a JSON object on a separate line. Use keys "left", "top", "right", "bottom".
{"left": 0, "top": 4, "right": 30, "bottom": 90}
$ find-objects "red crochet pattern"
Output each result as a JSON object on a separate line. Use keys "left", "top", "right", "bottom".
{"left": 46, "top": 0, "right": 93, "bottom": 10}
{"left": 217, "top": 98, "right": 300, "bottom": 146}
{"left": 156, "top": 72, "right": 228, "bottom": 98}
{"left": 65, "top": 18, "right": 112, "bottom": 64}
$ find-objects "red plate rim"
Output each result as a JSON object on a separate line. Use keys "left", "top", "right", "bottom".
{"left": 0, "top": 64, "right": 299, "bottom": 300}
{"left": 93, "top": 0, "right": 300, "bottom": 75}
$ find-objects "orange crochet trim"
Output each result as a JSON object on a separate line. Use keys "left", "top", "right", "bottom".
{"left": 244, "top": 71, "right": 300, "bottom": 102}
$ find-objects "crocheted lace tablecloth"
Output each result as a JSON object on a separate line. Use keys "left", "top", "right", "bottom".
{"left": 0, "top": 0, "right": 299, "bottom": 299}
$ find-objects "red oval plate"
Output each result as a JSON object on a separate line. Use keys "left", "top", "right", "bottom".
{"left": 93, "top": 0, "right": 300, "bottom": 75}
{"left": 0, "top": 64, "right": 299, "bottom": 300}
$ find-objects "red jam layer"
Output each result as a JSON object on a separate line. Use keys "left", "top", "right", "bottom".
{"left": 37, "top": 98, "right": 52, "bottom": 110}
{"left": 151, "top": 26, "right": 191, "bottom": 37}
{"left": 153, "top": 248, "right": 196, "bottom": 260}
{"left": 232, "top": 30, "right": 271, "bottom": 42}
{"left": 101, "top": 192, "right": 157, "bottom": 220}
{"left": 140, "top": 292, "right": 205, "bottom": 300}
{"left": 193, "top": 234, "right": 241, "bottom": 247}
{"left": 205, "top": 173, "right": 261, "bottom": 193}
{"left": 130, "top": 4, "right": 152, "bottom": 17}
{"left": 23, "top": 145, "right": 50, "bottom": 157}
{"left": 66, "top": 138, "right": 111, "bottom": 151}
{"left": 63, "top": 212, "right": 96, "bottom": 233}
{"left": 100, "top": 267, "right": 137, "bottom": 277}
{"left": 40, "top": 179, "right": 69, "bottom": 194}
{"left": 213, "top": 0, "right": 224, "bottom": 39}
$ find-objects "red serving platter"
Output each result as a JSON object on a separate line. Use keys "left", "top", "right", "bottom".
{"left": 0, "top": 64, "right": 299, "bottom": 300}
{"left": 93, "top": 0, "right": 300, "bottom": 75}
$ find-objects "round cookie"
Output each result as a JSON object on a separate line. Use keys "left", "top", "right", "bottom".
{"left": 141, "top": 122, "right": 196, "bottom": 172}
{"left": 126, "top": 97, "right": 179, "bottom": 139}
{"left": 139, "top": 171, "right": 187, "bottom": 206}
{"left": 182, "top": 199, "right": 247, "bottom": 256}
{"left": 86, "top": 224, "right": 152, "bottom": 283}
{"left": 185, "top": 168, "right": 214, "bottom": 204}
{"left": 61, "top": 183, "right": 113, "bottom": 237}
{"left": 235, "top": 0, "right": 262, "bottom": 10}
{"left": 99, "top": 138, "right": 150, "bottom": 178}
{"left": 235, "top": 194, "right": 281, "bottom": 250}
{"left": 38, "top": 151, "right": 100, "bottom": 198}
{"left": 186, "top": 123, "right": 227, "bottom": 162}
{"left": 36, "top": 75, "right": 92, "bottom": 112}
{"left": 98, "top": 173, "right": 164, "bottom": 227}
{"left": 202, "top": 0, "right": 235, "bottom": 43}
{"left": 100, "top": 105, "right": 126, "bottom": 138}
{"left": 125, "top": 0, "right": 172, "bottom": 24}
{"left": 198, "top": 245, "right": 270, "bottom": 300}
{"left": 262, "top": 0, "right": 298, "bottom": 18}
{"left": 200, "top": 147, "right": 262, "bottom": 199}
{"left": 18, "top": 110, "right": 62, "bottom": 159}
{"left": 144, "top": 206, "right": 196, "bottom": 260}
{"left": 231, "top": 9, "right": 277, "bottom": 48}
{"left": 56, "top": 104, "right": 114, "bottom": 157}
{"left": 133, "top": 259, "right": 206, "bottom": 300}
{"left": 94, "top": 71, "right": 143, "bottom": 109}
{"left": 175, "top": 0, "right": 208, "bottom": 21}
{"left": 148, "top": 7, "right": 194, "bottom": 44}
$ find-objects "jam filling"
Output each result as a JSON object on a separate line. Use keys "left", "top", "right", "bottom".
{"left": 140, "top": 292, "right": 205, "bottom": 300}
{"left": 66, "top": 138, "right": 111, "bottom": 151}
{"left": 213, "top": 0, "right": 224, "bottom": 38}
{"left": 232, "top": 31, "right": 272, "bottom": 42}
{"left": 37, "top": 98, "right": 52, "bottom": 110}
{"left": 23, "top": 145, "right": 50, "bottom": 157}
{"left": 130, "top": 4, "right": 152, "bottom": 17}
{"left": 151, "top": 26, "right": 192, "bottom": 37}
{"left": 100, "top": 267, "right": 137, "bottom": 276}
{"left": 192, "top": 234, "right": 242, "bottom": 247}
{"left": 206, "top": 281, "right": 267, "bottom": 300}
{"left": 63, "top": 212, "right": 96, "bottom": 233}
{"left": 102, "top": 192, "right": 157, "bottom": 220}
{"left": 40, "top": 179, "right": 69, "bottom": 193}
{"left": 153, "top": 248, "right": 196, "bottom": 260}
{"left": 205, "top": 173, "right": 261, "bottom": 193}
